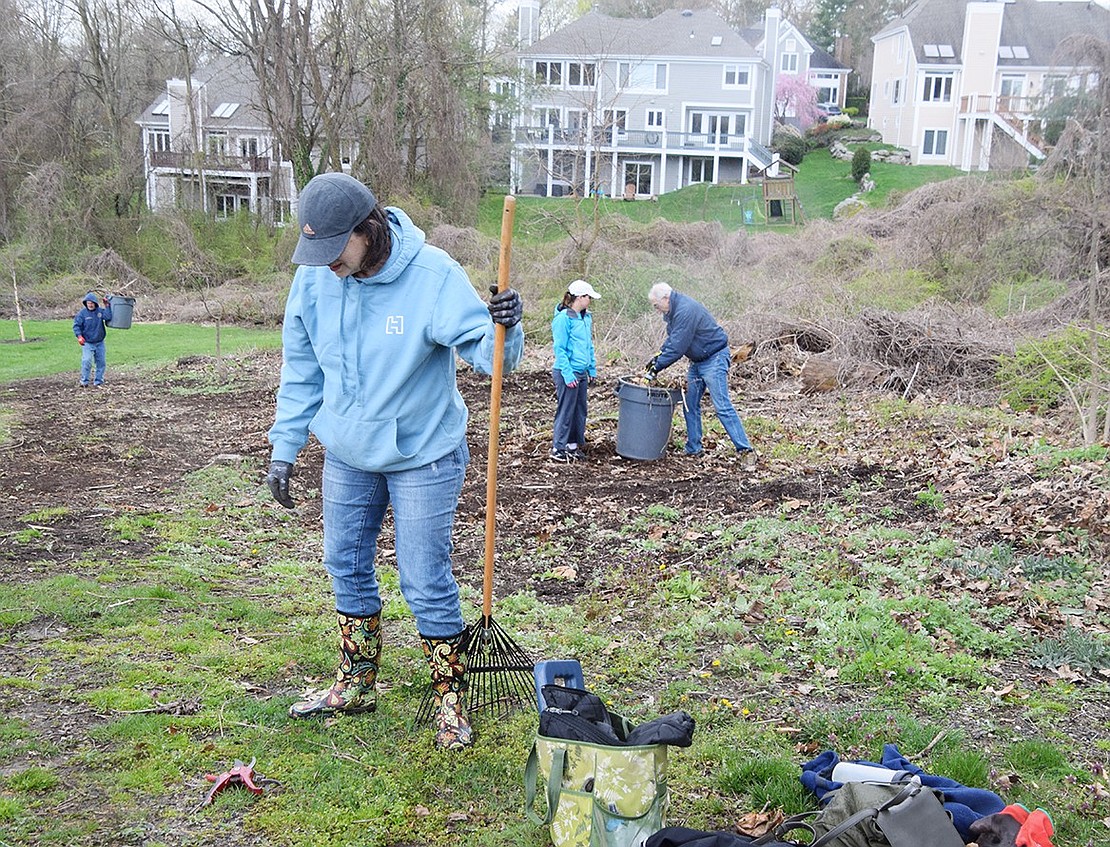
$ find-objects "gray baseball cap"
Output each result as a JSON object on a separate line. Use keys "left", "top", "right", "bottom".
{"left": 292, "top": 173, "right": 377, "bottom": 266}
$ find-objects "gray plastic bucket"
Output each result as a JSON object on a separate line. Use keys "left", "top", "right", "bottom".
{"left": 615, "top": 377, "right": 683, "bottom": 460}
{"left": 106, "top": 295, "right": 135, "bottom": 329}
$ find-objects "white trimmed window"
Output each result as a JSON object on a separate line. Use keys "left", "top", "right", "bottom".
{"left": 723, "top": 65, "right": 750, "bottom": 88}
{"left": 567, "top": 62, "right": 596, "bottom": 88}
{"left": 532, "top": 106, "right": 560, "bottom": 128}
{"left": 602, "top": 109, "right": 627, "bottom": 134}
{"left": 206, "top": 132, "right": 228, "bottom": 156}
{"left": 646, "top": 109, "right": 664, "bottom": 128}
{"left": 534, "top": 61, "right": 561, "bottom": 86}
{"left": 814, "top": 72, "right": 840, "bottom": 106}
{"left": 780, "top": 53, "right": 799, "bottom": 73}
{"left": 619, "top": 62, "right": 667, "bottom": 91}
{"left": 923, "top": 73, "right": 953, "bottom": 103}
{"left": 922, "top": 129, "right": 948, "bottom": 156}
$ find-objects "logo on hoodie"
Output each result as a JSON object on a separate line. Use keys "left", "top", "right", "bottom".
{"left": 385, "top": 316, "right": 404, "bottom": 335}
{"left": 302, "top": 224, "right": 316, "bottom": 236}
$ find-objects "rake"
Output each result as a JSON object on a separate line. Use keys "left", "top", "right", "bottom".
{"left": 418, "top": 195, "right": 535, "bottom": 724}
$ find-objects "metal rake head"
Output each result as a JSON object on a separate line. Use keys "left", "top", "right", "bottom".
{"left": 413, "top": 615, "right": 536, "bottom": 729}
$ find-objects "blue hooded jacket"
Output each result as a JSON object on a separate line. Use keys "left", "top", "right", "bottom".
{"left": 654, "top": 291, "right": 729, "bottom": 371}
{"left": 72, "top": 291, "right": 112, "bottom": 343}
{"left": 801, "top": 744, "right": 1005, "bottom": 840}
{"left": 551, "top": 303, "right": 596, "bottom": 384}
{"left": 268, "top": 207, "right": 525, "bottom": 472}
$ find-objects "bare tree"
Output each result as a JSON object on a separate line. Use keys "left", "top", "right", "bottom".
{"left": 347, "top": 0, "right": 488, "bottom": 218}
{"left": 1038, "top": 36, "right": 1110, "bottom": 443}
{"left": 188, "top": 0, "right": 355, "bottom": 190}
{"left": 0, "top": 0, "right": 76, "bottom": 241}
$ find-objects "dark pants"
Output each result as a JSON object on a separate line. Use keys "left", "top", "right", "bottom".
{"left": 552, "top": 370, "right": 588, "bottom": 452}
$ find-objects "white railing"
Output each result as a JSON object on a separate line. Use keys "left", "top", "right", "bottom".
{"left": 514, "top": 126, "right": 750, "bottom": 154}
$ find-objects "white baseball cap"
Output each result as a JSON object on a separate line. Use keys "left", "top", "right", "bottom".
{"left": 568, "top": 279, "right": 601, "bottom": 299}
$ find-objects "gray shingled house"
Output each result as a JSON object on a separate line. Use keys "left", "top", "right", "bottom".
{"left": 511, "top": 3, "right": 798, "bottom": 198}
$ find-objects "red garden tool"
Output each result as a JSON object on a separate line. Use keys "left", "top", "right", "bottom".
{"left": 193, "top": 758, "right": 279, "bottom": 812}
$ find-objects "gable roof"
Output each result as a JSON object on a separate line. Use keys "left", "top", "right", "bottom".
{"left": 874, "top": 0, "right": 1110, "bottom": 67}
{"left": 524, "top": 9, "right": 758, "bottom": 60}
{"left": 738, "top": 21, "right": 850, "bottom": 72}
{"left": 137, "top": 54, "right": 270, "bottom": 130}
{"left": 809, "top": 43, "right": 851, "bottom": 72}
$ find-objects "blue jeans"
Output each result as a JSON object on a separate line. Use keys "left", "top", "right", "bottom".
{"left": 80, "top": 341, "right": 107, "bottom": 385}
{"left": 552, "top": 369, "right": 588, "bottom": 451}
{"left": 682, "top": 347, "right": 752, "bottom": 454}
{"left": 321, "top": 443, "right": 469, "bottom": 638}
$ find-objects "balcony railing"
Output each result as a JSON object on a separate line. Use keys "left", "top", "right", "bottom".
{"left": 958, "top": 94, "right": 1044, "bottom": 117}
{"left": 514, "top": 126, "right": 753, "bottom": 154}
{"left": 149, "top": 151, "right": 272, "bottom": 172}
{"left": 958, "top": 94, "right": 1048, "bottom": 151}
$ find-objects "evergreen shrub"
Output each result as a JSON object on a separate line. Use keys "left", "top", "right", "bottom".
{"left": 774, "top": 134, "right": 807, "bottom": 165}
{"left": 851, "top": 147, "right": 872, "bottom": 183}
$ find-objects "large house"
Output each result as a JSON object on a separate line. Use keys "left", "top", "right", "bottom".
{"left": 868, "top": 0, "right": 1109, "bottom": 169}
{"left": 511, "top": 4, "right": 796, "bottom": 199}
{"left": 135, "top": 57, "right": 340, "bottom": 221}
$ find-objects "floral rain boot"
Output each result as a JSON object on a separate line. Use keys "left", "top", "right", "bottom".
{"left": 290, "top": 612, "right": 382, "bottom": 718}
{"left": 420, "top": 632, "right": 474, "bottom": 750}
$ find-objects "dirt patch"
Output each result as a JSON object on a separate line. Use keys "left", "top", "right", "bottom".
{"left": 1, "top": 350, "right": 1107, "bottom": 844}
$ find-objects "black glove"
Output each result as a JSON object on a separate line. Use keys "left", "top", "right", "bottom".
{"left": 266, "top": 461, "right": 295, "bottom": 509}
{"left": 488, "top": 285, "right": 523, "bottom": 327}
{"left": 644, "top": 356, "right": 659, "bottom": 374}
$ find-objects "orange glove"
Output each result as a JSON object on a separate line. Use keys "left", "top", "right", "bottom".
{"left": 77, "top": 335, "right": 86, "bottom": 346}
{"left": 1001, "top": 804, "right": 1055, "bottom": 847}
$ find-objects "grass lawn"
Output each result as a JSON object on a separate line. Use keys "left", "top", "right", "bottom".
{"left": 0, "top": 320, "right": 283, "bottom": 384}
{"left": 481, "top": 149, "right": 964, "bottom": 241}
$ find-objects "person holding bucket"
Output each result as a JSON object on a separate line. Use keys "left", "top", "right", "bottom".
{"left": 550, "top": 279, "right": 600, "bottom": 462}
{"left": 72, "top": 291, "right": 113, "bottom": 388}
{"left": 264, "top": 172, "right": 525, "bottom": 750}
{"left": 645, "top": 282, "right": 757, "bottom": 469}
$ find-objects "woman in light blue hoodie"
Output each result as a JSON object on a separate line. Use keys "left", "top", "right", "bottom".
{"left": 265, "top": 173, "right": 524, "bottom": 749}
{"left": 550, "top": 279, "right": 599, "bottom": 461}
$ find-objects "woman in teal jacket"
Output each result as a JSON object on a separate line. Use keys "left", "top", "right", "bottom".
{"left": 550, "top": 279, "right": 599, "bottom": 461}
{"left": 265, "top": 173, "right": 524, "bottom": 749}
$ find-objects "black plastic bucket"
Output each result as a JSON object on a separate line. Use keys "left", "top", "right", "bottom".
{"left": 614, "top": 377, "right": 683, "bottom": 460}
{"left": 107, "top": 295, "right": 136, "bottom": 329}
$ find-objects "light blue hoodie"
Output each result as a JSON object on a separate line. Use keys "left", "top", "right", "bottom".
{"left": 269, "top": 207, "right": 524, "bottom": 472}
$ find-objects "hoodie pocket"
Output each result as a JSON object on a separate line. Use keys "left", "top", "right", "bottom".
{"left": 312, "top": 409, "right": 415, "bottom": 470}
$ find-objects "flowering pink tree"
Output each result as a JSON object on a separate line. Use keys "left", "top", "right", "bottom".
{"left": 775, "top": 73, "right": 824, "bottom": 128}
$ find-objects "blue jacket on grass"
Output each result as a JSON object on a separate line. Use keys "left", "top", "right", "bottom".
{"left": 801, "top": 743, "right": 1005, "bottom": 840}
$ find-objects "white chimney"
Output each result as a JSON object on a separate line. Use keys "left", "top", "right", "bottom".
{"left": 519, "top": 0, "right": 540, "bottom": 48}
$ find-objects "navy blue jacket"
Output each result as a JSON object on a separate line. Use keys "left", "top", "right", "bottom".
{"left": 655, "top": 291, "right": 729, "bottom": 371}
{"left": 73, "top": 292, "right": 112, "bottom": 343}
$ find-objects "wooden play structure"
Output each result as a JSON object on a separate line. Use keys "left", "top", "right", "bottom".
{"left": 756, "top": 161, "right": 802, "bottom": 224}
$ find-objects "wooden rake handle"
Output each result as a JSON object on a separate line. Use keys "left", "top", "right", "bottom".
{"left": 483, "top": 195, "right": 516, "bottom": 618}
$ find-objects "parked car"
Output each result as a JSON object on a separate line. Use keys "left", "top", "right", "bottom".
{"left": 819, "top": 105, "right": 843, "bottom": 119}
